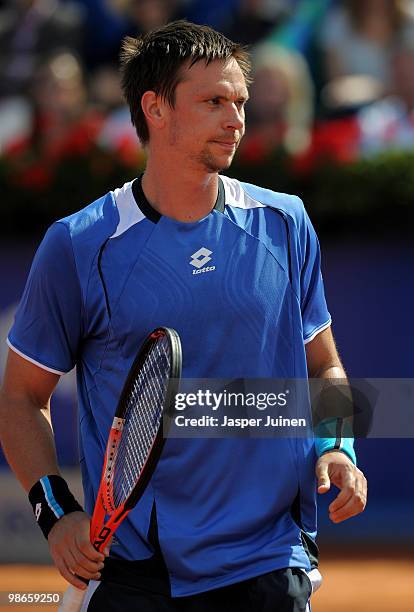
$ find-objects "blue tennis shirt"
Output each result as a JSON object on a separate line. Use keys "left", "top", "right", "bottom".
{"left": 9, "top": 175, "right": 333, "bottom": 596}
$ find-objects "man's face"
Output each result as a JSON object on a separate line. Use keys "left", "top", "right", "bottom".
{"left": 161, "top": 58, "right": 249, "bottom": 173}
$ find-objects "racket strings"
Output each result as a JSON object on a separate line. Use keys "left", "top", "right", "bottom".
{"left": 113, "top": 341, "right": 169, "bottom": 500}
{"left": 112, "top": 348, "right": 168, "bottom": 504}
{"left": 111, "top": 337, "right": 171, "bottom": 507}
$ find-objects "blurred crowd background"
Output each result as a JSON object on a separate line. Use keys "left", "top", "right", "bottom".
{"left": 2, "top": 0, "right": 414, "bottom": 234}
{"left": 0, "top": 0, "right": 414, "bottom": 567}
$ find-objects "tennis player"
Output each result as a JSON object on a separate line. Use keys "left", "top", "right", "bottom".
{"left": 0, "top": 20, "right": 367, "bottom": 612}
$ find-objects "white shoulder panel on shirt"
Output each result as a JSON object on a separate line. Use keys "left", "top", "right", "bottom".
{"left": 111, "top": 181, "right": 146, "bottom": 238}
{"left": 220, "top": 175, "right": 266, "bottom": 210}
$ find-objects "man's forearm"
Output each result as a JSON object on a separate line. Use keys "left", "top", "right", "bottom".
{"left": 0, "top": 389, "right": 103, "bottom": 589}
{"left": 0, "top": 391, "right": 60, "bottom": 491}
{"left": 311, "top": 364, "right": 356, "bottom": 464}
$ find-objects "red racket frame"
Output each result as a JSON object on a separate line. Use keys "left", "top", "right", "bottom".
{"left": 88, "top": 327, "right": 181, "bottom": 552}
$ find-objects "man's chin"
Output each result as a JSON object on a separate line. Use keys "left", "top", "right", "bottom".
{"left": 202, "top": 153, "right": 234, "bottom": 173}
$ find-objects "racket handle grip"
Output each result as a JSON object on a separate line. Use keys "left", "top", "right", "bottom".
{"left": 58, "top": 585, "right": 87, "bottom": 612}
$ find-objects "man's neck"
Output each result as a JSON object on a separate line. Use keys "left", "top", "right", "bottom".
{"left": 141, "top": 157, "right": 220, "bottom": 223}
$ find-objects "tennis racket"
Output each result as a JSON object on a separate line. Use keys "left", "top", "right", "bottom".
{"left": 59, "top": 327, "right": 182, "bottom": 611}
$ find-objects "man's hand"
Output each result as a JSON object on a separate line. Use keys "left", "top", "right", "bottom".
{"left": 48, "top": 511, "right": 107, "bottom": 589}
{"left": 316, "top": 451, "right": 367, "bottom": 523}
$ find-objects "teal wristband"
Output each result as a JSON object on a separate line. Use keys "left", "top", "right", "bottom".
{"left": 315, "top": 437, "right": 356, "bottom": 465}
{"left": 314, "top": 418, "right": 356, "bottom": 465}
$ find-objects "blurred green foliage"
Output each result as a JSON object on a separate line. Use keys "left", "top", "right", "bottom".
{"left": 229, "top": 149, "right": 414, "bottom": 236}
{"left": 1, "top": 147, "right": 413, "bottom": 238}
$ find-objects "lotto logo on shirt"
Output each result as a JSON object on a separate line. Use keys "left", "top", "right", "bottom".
{"left": 190, "top": 247, "right": 216, "bottom": 275}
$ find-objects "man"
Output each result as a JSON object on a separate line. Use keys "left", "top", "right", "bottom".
{"left": 0, "top": 20, "right": 367, "bottom": 612}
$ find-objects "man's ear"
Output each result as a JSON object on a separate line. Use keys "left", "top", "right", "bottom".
{"left": 141, "top": 91, "right": 167, "bottom": 133}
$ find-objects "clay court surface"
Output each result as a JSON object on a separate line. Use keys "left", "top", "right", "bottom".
{"left": 1, "top": 555, "right": 413, "bottom": 611}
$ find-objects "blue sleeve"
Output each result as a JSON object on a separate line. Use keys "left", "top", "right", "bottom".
{"left": 8, "top": 222, "right": 83, "bottom": 374}
{"left": 299, "top": 207, "right": 331, "bottom": 343}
